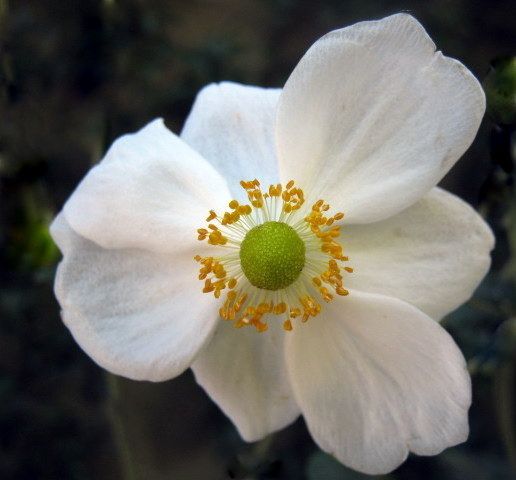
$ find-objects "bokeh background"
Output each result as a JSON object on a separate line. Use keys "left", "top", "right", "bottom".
{"left": 1, "top": 0, "right": 515, "bottom": 479}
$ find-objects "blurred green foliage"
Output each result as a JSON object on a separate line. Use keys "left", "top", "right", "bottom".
{"left": 484, "top": 57, "right": 516, "bottom": 126}
{"left": 6, "top": 188, "right": 59, "bottom": 271}
{"left": 1, "top": 1, "right": 515, "bottom": 479}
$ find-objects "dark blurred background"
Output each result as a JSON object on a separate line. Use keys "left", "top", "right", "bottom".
{"left": 1, "top": 1, "right": 515, "bottom": 479}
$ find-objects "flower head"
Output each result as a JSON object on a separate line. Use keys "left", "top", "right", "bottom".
{"left": 195, "top": 179, "right": 352, "bottom": 332}
{"left": 51, "top": 14, "right": 494, "bottom": 474}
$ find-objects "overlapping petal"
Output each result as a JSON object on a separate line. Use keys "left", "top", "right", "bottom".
{"left": 192, "top": 320, "right": 300, "bottom": 442}
{"left": 63, "top": 118, "right": 230, "bottom": 254}
{"left": 276, "top": 13, "right": 485, "bottom": 223}
{"left": 51, "top": 215, "right": 219, "bottom": 381}
{"left": 286, "top": 291, "right": 471, "bottom": 474}
{"left": 344, "top": 188, "right": 494, "bottom": 320}
{"left": 181, "top": 82, "right": 281, "bottom": 199}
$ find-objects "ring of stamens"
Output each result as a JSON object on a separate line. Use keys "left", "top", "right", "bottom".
{"left": 195, "top": 179, "right": 353, "bottom": 332}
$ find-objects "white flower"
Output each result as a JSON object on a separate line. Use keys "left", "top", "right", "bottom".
{"left": 50, "top": 14, "right": 494, "bottom": 475}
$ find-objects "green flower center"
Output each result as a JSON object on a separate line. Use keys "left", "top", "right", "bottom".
{"left": 239, "top": 221, "right": 305, "bottom": 290}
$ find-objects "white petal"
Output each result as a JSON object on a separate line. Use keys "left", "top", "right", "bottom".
{"left": 181, "top": 82, "right": 281, "bottom": 199}
{"left": 276, "top": 13, "right": 485, "bottom": 223}
{"left": 286, "top": 291, "right": 471, "bottom": 475}
{"left": 64, "top": 118, "right": 230, "bottom": 254}
{"left": 192, "top": 319, "right": 300, "bottom": 442}
{"left": 344, "top": 188, "right": 494, "bottom": 320}
{"left": 51, "top": 214, "right": 219, "bottom": 382}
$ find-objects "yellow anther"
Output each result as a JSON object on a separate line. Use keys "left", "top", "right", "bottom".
{"left": 237, "top": 205, "right": 251, "bottom": 215}
{"left": 320, "top": 287, "right": 333, "bottom": 302}
{"left": 234, "top": 293, "right": 247, "bottom": 309}
{"left": 213, "top": 268, "right": 226, "bottom": 279}
{"left": 257, "top": 303, "right": 271, "bottom": 314}
{"left": 283, "top": 319, "right": 293, "bottom": 331}
{"left": 213, "top": 280, "right": 226, "bottom": 290}
{"left": 221, "top": 212, "right": 231, "bottom": 225}
{"left": 240, "top": 180, "right": 251, "bottom": 189}
{"left": 206, "top": 210, "right": 217, "bottom": 221}
{"left": 203, "top": 280, "right": 214, "bottom": 293}
{"left": 254, "top": 320, "right": 268, "bottom": 332}
{"left": 268, "top": 183, "right": 282, "bottom": 197}
{"left": 336, "top": 286, "right": 349, "bottom": 296}
{"left": 273, "top": 302, "right": 287, "bottom": 314}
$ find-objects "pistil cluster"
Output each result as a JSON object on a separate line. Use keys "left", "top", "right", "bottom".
{"left": 194, "top": 179, "right": 352, "bottom": 332}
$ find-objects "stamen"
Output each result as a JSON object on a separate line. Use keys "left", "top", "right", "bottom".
{"left": 195, "top": 180, "right": 352, "bottom": 332}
